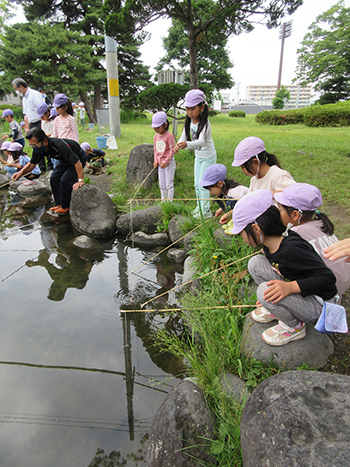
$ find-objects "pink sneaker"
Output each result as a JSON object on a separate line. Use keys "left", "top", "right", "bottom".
{"left": 262, "top": 321, "right": 306, "bottom": 346}
{"left": 251, "top": 307, "right": 277, "bottom": 323}
{"left": 23, "top": 179, "right": 37, "bottom": 186}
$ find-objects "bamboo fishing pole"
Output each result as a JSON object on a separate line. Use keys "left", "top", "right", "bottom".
{"left": 140, "top": 250, "right": 260, "bottom": 308}
{"left": 119, "top": 304, "right": 254, "bottom": 313}
{"left": 128, "top": 166, "right": 156, "bottom": 204}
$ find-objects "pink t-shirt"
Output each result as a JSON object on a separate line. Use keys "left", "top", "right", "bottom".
{"left": 154, "top": 131, "right": 176, "bottom": 166}
{"left": 248, "top": 165, "right": 295, "bottom": 193}
{"left": 51, "top": 114, "right": 79, "bottom": 142}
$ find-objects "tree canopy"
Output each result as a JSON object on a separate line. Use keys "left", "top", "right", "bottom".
{"left": 104, "top": 0, "right": 303, "bottom": 88}
{"left": 272, "top": 85, "right": 290, "bottom": 109}
{"left": 296, "top": 1, "right": 350, "bottom": 104}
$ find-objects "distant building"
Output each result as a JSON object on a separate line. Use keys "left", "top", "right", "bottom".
{"left": 0, "top": 92, "right": 22, "bottom": 107}
{"left": 246, "top": 85, "right": 312, "bottom": 108}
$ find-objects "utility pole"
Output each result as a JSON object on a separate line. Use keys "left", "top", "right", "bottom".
{"left": 277, "top": 21, "right": 292, "bottom": 90}
{"left": 105, "top": 36, "right": 121, "bottom": 137}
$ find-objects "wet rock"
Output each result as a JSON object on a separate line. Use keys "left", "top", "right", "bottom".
{"left": 17, "top": 180, "right": 49, "bottom": 197}
{"left": 116, "top": 206, "right": 163, "bottom": 236}
{"left": 213, "top": 226, "right": 234, "bottom": 248}
{"left": 129, "top": 231, "right": 170, "bottom": 247}
{"left": 182, "top": 256, "right": 201, "bottom": 291}
{"left": 241, "top": 314, "right": 334, "bottom": 369}
{"left": 70, "top": 185, "right": 117, "bottom": 238}
{"left": 184, "top": 230, "right": 198, "bottom": 254}
{"left": 147, "top": 379, "right": 216, "bottom": 467}
{"left": 73, "top": 235, "right": 103, "bottom": 249}
{"left": 241, "top": 371, "right": 350, "bottom": 467}
{"left": 126, "top": 143, "right": 157, "bottom": 190}
{"left": 220, "top": 373, "right": 249, "bottom": 401}
{"left": 0, "top": 173, "right": 9, "bottom": 188}
{"left": 167, "top": 247, "right": 187, "bottom": 263}
{"left": 168, "top": 215, "right": 189, "bottom": 247}
{"left": 72, "top": 235, "right": 114, "bottom": 261}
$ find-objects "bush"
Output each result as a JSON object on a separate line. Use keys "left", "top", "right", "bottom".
{"left": 208, "top": 110, "right": 220, "bottom": 117}
{"left": 255, "top": 109, "right": 305, "bottom": 125}
{"left": 120, "top": 109, "right": 147, "bottom": 123}
{"left": 228, "top": 110, "right": 246, "bottom": 118}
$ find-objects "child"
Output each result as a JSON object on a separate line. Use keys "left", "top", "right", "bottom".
{"left": 5, "top": 142, "right": 41, "bottom": 184}
{"left": 151, "top": 111, "right": 176, "bottom": 201}
{"left": 175, "top": 89, "right": 217, "bottom": 218}
{"left": 199, "top": 163, "right": 248, "bottom": 217}
{"left": 79, "top": 102, "right": 85, "bottom": 128}
{"left": 81, "top": 142, "right": 106, "bottom": 175}
{"left": 51, "top": 93, "right": 79, "bottom": 142}
{"left": 274, "top": 183, "right": 350, "bottom": 302}
{"left": 72, "top": 102, "right": 78, "bottom": 120}
{"left": 231, "top": 189, "right": 337, "bottom": 346}
{"left": 220, "top": 136, "right": 295, "bottom": 224}
{"left": 2, "top": 109, "right": 25, "bottom": 147}
{"left": 0, "top": 141, "right": 11, "bottom": 167}
{"left": 37, "top": 102, "right": 55, "bottom": 137}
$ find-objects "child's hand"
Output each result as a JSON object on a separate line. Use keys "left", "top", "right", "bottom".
{"left": 2, "top": 135, "right": 7, "bottom": 140}
{"left": 177, "top": 141, "right": 187, "bottom": 150}
{"left": 219, "top": 211, "right": 232, "bottom": 225}
{"left": 153, "top": 162, "right": 158, "bottom": 168}
{"left": 324, "top": 238, "right": 350, "bottom": 262}
{"left": 215, "top": 208, "right": 224, "bottom": 217}
{"left": 263, "top": 280, "right": 301, "bottom": 303}
{"left": 160, "top": 163, "right": 167, "bottom": 169}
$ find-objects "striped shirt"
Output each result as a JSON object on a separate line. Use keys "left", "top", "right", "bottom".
{"left": 51, "top": 114, "right": 79, "bottom": 142}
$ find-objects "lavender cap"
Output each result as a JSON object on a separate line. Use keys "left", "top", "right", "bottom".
{"left": 37, "top": 102, "right": 48, "bottom": 118}
{"left": 274, "top": 183, "right": 322, "bottom": 211}
{"left": 81, "top": 142, "right": 91, "bottom": 151}
{"left": 72, "top": 102, "right": 77, "bottom": 107}
{"left": 232, "top": 136, "right": 265, "bottom": 167}
{"left": 231, "top": 190, "right": 274, "bottom": 235}
{"left": 79, "top": 102, "right": 84, "bottom": 107}
{"left": 184, "top": 89, "right": 205, "bottom": 107}
{"left": 1, "top": 141, "right": 11, "bottom": 150}
{"left": 50, "top": 108, "right": 59, "bottom": 118}
{"left": 53, "top": 93, "right": 69, "bottom": 108}
{"left": 20, "top": 121, "right": 25, "bottom": 127}
{"left": 151, "top": 111, "right": 168, "bottom": 128}
{"left": 8, "top": 142, "right": 23, "bottom": 152}
{"left": 199, "top": 164, "right": 227, "bottom": 186}
{"left": 2, "top": 109, "right": 13, "bottom": 117}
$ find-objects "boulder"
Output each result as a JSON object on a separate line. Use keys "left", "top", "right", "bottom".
{"left": 241, "top": 371, "right": 350, "bottom": 467}
{"left": 129, "top": 231, "right": 170, "bottom": 248}
{"left": 241, "top": 314, "right": 334, "bottom": 369}
{"left": 167, "top": 247, "right": 187, "bottom": 264}
{"left": 168, "top": 215, "right": 189, "bottom": 247}
{"left": 0, "top": 173, "right": 10, "bottom": 188}
{"left": 70, "top": 185, "right": 117, "bottom": 238}
{"left": 16, "top": 180, "right": 49, "bottom": 197}
{"left": 116, "top": 205, "right": 163, "bottom": 236}
{"left": 147, "top": 379, "right": 216, "bottom": 467}
{"left": 72, "top": 235, "right": 114, "bottom": 261}
{"left": 182, "top": 256, "right": 201, "bottom": 291}
{"left": 126, "top": 143, "right": 157, "bottom": 190}
{"left": 219, "top": 373, "right": 249, "bottom": 402}
{"left": 213, "top": 226, "right": 234, "bottom": 248}
{"left": 184, "top": 230, "right": 198, "bottom": 254}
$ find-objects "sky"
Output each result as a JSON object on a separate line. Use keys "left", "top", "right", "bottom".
{"left": 139, "top": 0, "right": 348, "bottom": 100}
{"left": 10, "top": 0, "right": 348, "bottom": 101}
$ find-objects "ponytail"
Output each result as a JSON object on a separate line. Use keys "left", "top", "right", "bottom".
{"left": 242, "top": 150, "right": 281, "bottom": 175}
{"left": 284, "top": 206, "right": 334, "bottom": 235}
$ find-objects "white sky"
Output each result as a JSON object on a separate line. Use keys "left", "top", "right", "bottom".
{"left": 10, "top": 0, "right": 348, "bottom": 100}
{"left": 139, "top": 0, "right": 348, "bottom": 100}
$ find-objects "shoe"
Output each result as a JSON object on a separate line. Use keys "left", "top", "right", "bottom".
{"left": 49, "top": 205, "right": 62, "bottom": 211}
{"left": 262, "top": 321, "right": 306, "bottom": 346}
{"left": 22, "top": 179, "right": 37, "bottom": 186}
{"left": 251, "top": 306, "right": 277, "bottom": 323}
{"left": 54, "top": 207, "right": 70, "bottom": 215}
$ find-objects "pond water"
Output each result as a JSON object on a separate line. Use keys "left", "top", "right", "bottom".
{"left": 0, "top": 188, "right": 184, "bottom": 467}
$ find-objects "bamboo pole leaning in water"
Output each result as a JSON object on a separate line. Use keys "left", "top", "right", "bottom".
{"left": 140, "top": 250, "right": 261, "bottom": 309}
{"left": 128, "top": 166, "right": 156, "bottom": 204}
{"left": 119, "top": 305, "right": 254, "bottom": 313}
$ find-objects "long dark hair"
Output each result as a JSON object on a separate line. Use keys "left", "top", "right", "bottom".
{"left": 203, "top": 178, "right": 242, "bottom": 192}
{"left": 64, "top": 99, "right": 74, "bottom": 116}
{"left": 283, "top": 205, "right": 334, "bottom": 235}
{"left": 242, "top": 150, "right": 281, "bottom": 175}
{"left": 184, "top": 102, "right": 209, "bottom": 140}
{"left": 244, "top": 206, "right": 286, "bottom": 245}
{"left": 9, "top": 148, "right": 26, "bottom": 162}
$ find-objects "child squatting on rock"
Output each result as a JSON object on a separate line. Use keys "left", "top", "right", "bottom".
{"left": 174, "top": 89, "right": 217, "bottom": 218}
{"left": 151, "top": 111, "right": 176, "bottom": 202}
{"left": 231, "top": 190, "right": 338, "bottom": 346}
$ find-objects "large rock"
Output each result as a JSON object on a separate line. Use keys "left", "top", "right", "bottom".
{"left": 116, "top": 205, "right": 163, "bottom": 236}
{"left": 241, "top": 371, "right": 350, "bottom": 467}
{"left": 168, "top": 215, "right": 189, "bottom": 247}
{"left": 126, "top": 143, "right": 157, "bottom": 190}
{"left": 17, "top": 180, "right": 49, "bottom": 197}
{"left": 182, "top": 256, "right": 201, "bottom": 291}
{"left": 129, "top": 231, "right": 170, "bottom": 248}
{"left": 213, "top": 226, "right": 234, "bottom": 248}
{"left": 70, "top": 185, "right": 117, "bottom": 238}
{"left": 147, "top": 380, "right": 216, "bottom": 467}
{"left": 241, "top": 314, "right": 334, "bottom": 369}
{"left": 0, "top": 173, "right": 10, "bottom": 188}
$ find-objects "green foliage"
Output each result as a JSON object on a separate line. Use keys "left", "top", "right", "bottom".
{"left": 272, "top": 85, "right": 290, "bottom": 109}
{"left": 120, "top": 109, "right": 147, "bottom": 123}
{"left": 256, "top": 108, "right": 306, "bottom": 125}
{"left": 138, "top": 83, "right": 191, "bottom": 113}
{"left": 229, "top": 110, "right": 246, "bottom": 118}
{"left": 208, "top": 110, "right": 220, "bottom": 117}
{"left": 296, "top": 1, "right": 350, "bottom": 103}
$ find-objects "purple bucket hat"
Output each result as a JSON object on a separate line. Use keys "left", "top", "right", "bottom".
{"left": 231, "top": 190, "right": 274, "bottom": 235}
{"left": 232, "top": 137, "right": 265, "bottom": 167}
{"left": 184, "top": 89, "right": 205, "bottom": 107}
{"left": 199, "top": 164, "right": 227, "bottom": 186}
{"left": 274, "top": 183, "right": 322, "bottom": 211}
{"left": 151, "top": 111, "right": 168, "bottom": 128}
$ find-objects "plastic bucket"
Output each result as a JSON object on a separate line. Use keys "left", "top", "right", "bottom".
{"left": 95, "top": 136, "right": 108, "bottom": 149}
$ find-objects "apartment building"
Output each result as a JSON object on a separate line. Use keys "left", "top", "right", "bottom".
{"left": 246, "top": 85, "right": 312, "bottom": 107}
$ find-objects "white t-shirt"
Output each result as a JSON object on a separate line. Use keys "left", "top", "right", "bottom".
{"left": 177, "top": 120, "right": 216, "bottom": 159}
{"left": 248, "top": 165, "right": 295, "bottom": 193}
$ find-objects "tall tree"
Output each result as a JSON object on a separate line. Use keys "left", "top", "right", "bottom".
{"left": 104, "top": 0, "right": 302, "bottom": 89}
{"left": 156, "top": 17, "right": 234, "bottom": 91}
{"left": 295, "top": 1, "right": 350, "bottom": 104}
{"left": 272, "top": 85, "right": 290, "bottom": 109}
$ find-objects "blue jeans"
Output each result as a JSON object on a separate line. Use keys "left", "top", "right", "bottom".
{"left": 194, "top": 156, "right": 217, "bottom": 212}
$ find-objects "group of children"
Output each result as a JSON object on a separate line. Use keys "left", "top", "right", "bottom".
{"left": 152, "top": 88, "right": 350, "bottom": 346}
{"left": 0, "top": 94, "right": 105, "bottom": 183}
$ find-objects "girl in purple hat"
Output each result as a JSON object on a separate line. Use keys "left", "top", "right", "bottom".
{"left": 152, "top": 111, "right": 176, "bottom": 201}
{"left": 51, "top": 93, "right": 79, "bottom": 142}
{"left": 4, "top": 142, "right": 41, "bottom": 184}
{"left": 274, "top": 183, "right": 350, "bottom": 303}
{"left": 175, "top": 89, "right": 217, "bottom": 218}
{"left": 231, "top": 189, "right": 337, "bottom": 346}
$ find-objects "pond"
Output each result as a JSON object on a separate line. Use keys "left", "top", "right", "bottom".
{"left": 0, "top": 188, "right": 184, "bottom": 467}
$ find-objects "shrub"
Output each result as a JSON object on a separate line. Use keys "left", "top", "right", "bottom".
{"left": 120, "top": 109, "right": 147, "bottom": 123}
{"left": 208, "top": 109, "right": 220, "bottom": 117}
{"left": 255, "top": 109, "right": 305, "bottom": 125}
{"left": 228, "top": 110, "right": 246, "bottom": 118}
